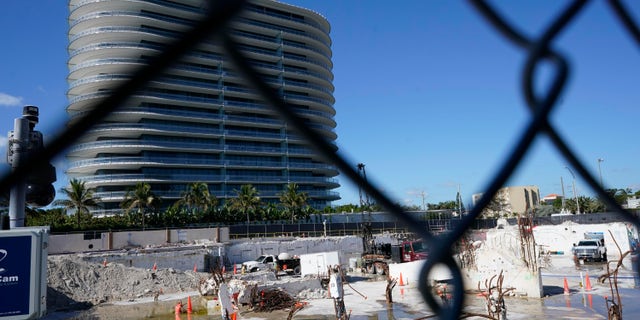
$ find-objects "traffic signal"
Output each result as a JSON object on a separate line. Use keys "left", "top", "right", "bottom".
{"left": 6, "top": 106, "right": 57, "bottom": 207}
{"left": 25, "top": 161, "right": 56, "bottom": 208}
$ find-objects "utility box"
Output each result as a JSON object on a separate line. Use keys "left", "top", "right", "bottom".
{"left": 0, "top": 227, "right": 49, "bottom": 319}
{"left": 299, "top": 251, "right": 340, "bottom": 277}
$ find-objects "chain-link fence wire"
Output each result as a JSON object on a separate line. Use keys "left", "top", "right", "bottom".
{"left": 1, "top": 0, "right": 639, "bottom": 318}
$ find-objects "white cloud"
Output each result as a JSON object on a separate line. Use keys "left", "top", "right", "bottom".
{"left": 0, "top": 92, "right": 23, "bottom": 107}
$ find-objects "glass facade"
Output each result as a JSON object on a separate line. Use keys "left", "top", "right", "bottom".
{"left": 66, "top": 0, "right": 340, "bottom": 213}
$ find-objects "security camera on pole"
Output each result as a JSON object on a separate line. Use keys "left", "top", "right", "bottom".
{"left": 6, "top": 106, "right": 56, "bottom": 228}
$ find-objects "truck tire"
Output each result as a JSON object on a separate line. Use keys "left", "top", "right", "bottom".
{"left": 294, "top": 266, "right": 301, "bottom": 275}
{"left": 366, "top": 264, "right": 375, "bottom": 274}
{"left": 374, "top": 263, "right": 386, "bottom": 275}
{"left": 251, "top": 267, "right": 259, "bottom": 273}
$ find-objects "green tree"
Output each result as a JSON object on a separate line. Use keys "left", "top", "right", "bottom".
{"left": 26, "top": 207, "right": 74, "bottom": 231}
{"left": 121, "top": 182, "right": 161, "bottom": 230}
{"left": 334, "top": 203, "right": 359, "bottom": 213}
{"left": 605, "top": 188, "right": 632, "bottom": 206}
{"left": 481, "top": 191, "right": 509, "bottom": 218}
{"left": 534, "top": 204, "right": 556, "bottom": 217}
{"left": 175, "top": 182, "right": 217, "bottom": 213}
{"left": 262, "top": 202, "right": 281, "bottom": 221}
{"left": 580, "top": 196, "right": 606, "bottom": 213}
{"left": 52, "top": 178, "right": 101, "bottom": 229}
{"left": 279, "top": 183, "right": 308, "bottom": 223}
{"left": 429, "top": 201, "right": 457, "bottom": 210}
{"left": 229, "top": 184, "right": 261, "bottom": 225}
{"left": 564, "top": 195, "right": 603, "bottom": 214}
{"left": 456, "top": 191, "right": 466, "bottom": 213}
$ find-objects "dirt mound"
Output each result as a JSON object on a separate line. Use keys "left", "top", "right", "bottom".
{"left": 47, "top": 255, "right": 201, "bottom": 311}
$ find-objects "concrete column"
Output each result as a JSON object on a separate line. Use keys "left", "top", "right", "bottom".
{"left": 8, "top": 117, "right": 29, "bottom": 228}
{"left": 107, "top": 232, "right": 113, "bottom": 250}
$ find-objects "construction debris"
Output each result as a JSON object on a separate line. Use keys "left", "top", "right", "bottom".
{"left": 598, "top": 230, "right": 632, "bottom": 320}
{"left": 252, "top": 288, "right": 296, "bottom": 312}
{"left": 385, "top": 275, "right": 397, "bottom": 304}
{"left": 518, "top": 215, "right": 538, "bottom": 273}
{"left": 477, "top": 270, "right": 513, "bottom": 320}
{"left": 198, "top": 266, "right": 225, "bottom": 296}
{"left": 47, "top": 255, "right": 199, "bottom": 311}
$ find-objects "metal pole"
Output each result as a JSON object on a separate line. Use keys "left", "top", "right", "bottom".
{"left": 560, "top": 176, "right": 566, "bottom": 212}
{"left": 323, "top": 219, "right": 327, "bottom": 237}
{"left": 565, "top": 166, "right": 580, "bottom": 214}
{"left": 8, "top": 117, "right": 30, "bottom": 228}
{"left": 597, "top": 158, "right": 604, "bottom": 187}
{"left": 457, "top": 184, "right": 461, "bottom": 214}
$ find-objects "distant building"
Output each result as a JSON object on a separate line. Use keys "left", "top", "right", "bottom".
{"left": 65, "top": 0, "right": 340, "bottom": 213}
{"left": 472, "top": 185, "right": 540, "bottom": 217}
{"left": 627, "top": 197, "right": 640, "bottom": 209}
{"left": 541, "top": 193, "right": 562, "bottom": 205}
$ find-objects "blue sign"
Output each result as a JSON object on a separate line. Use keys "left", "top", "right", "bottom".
{"left": 0, "top": 235, "right": 32, "bottom": 317}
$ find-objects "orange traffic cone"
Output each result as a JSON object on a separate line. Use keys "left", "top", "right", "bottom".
{"left": 585, "top": 272, "right": 592, "bottom": 291}
{"left": 193, "top": 263, "right": 197, "bottom": 272}
{"left": 233, "top": 263, "right": 237, "bottom": 275}
{"left": 103, "top": 258, "right": 107, "bottom": 267}
{"left": 187, "top": 296, "right": 193, "bottom": 314}
{"left": 152, "top": 262, "right": 158, "bottom": 272}
{"left": 563, "top": 277, "right": 570, "bottom": 295}
{"left": 399, "top": 273, "right": 404, "bottom": 286}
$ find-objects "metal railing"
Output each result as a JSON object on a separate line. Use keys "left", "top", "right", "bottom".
{"left": 2, "top": 0, "right": 640, "bottom": 318}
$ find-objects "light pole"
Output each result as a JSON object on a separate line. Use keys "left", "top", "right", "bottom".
{"left": 565, "top": 166, "right": 580, "bottom": 214}
{"left": 597, "top": 158, "right": 604, "bottom": 187}
{"left": 420, "top": 191, "right": 427, "bottom": 211}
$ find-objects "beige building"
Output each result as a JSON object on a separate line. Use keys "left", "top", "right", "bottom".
{"left": 472, "top": 185, "right": 540, "bottom": 217}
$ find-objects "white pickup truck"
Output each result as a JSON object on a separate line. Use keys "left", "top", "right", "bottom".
{"left": 572, "top": 239, "right": 607, "bottom": 262}
{"left": 242, "top": 253, "right": 301, "bottom": 275}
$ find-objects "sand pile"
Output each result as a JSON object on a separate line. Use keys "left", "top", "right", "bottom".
{"left": 47, "top": 255, "right": 201, "bottom": 311}
{"left": 46, "top": 254, "right": 329, "bottom": 313}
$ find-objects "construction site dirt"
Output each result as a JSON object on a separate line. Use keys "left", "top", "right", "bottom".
{"left": 43, "top": 253, "right": 640, "bottom": 319}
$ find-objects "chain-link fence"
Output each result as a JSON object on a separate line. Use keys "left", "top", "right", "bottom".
{"left": 2, "top": 0, "right": 640, "bottom": 318}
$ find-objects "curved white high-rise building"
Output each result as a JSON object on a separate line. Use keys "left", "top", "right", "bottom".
{"left": 66, "top": 0, "right": 339, "bottom": 213}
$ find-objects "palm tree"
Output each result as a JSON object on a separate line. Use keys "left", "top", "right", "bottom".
{"left": 52, "top": 178, "right": 101, "bottom": 229}
{"left": 229, "top": 184, "right": 261, "bottom": 226}
{"left": 279, "top": 183, "right": 308, "bottom": 223}
{"left": 121, "top": 182, "right": 161, "bottom": 230}
{"left": 176, "top": 182, "right": 217, "bottom": 212}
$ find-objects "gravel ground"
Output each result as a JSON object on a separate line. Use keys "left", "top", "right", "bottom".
{"left": 47, "top": 255, "right": 203, "bottom": 312}
{"left": 44, "top": 251, "right": 640, "bottom": 319}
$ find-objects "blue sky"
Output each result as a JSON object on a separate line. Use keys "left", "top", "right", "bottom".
{"left": 1, "top": 1, "right": 640, "bottom": 208}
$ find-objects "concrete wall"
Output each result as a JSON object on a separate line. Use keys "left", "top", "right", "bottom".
{"left": 389, "top": 225, "right": 543, "bottom": 298}
{"left": 533, "top": 222, "right": 639, "bottom": 256}
{"left": 224, "top": 236, "right": 363, "bottom": 267}
{"left": 67, "top": 235, "right": 363, "bottom": 273}
{"left": 49, "top": 227, "right": 229, "bottom": 254}
{"left": 49, "top": 233, "right": 107, "bottom": 253}
{"left": 79, "top": 245, "right": 226, "bottom": 272}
